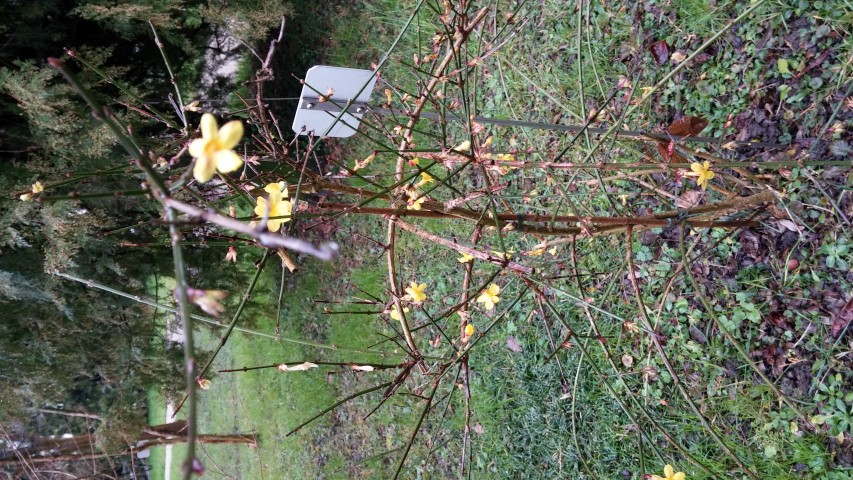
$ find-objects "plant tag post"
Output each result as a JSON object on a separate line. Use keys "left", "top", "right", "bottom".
{"left": 292, "top": 65, "right": 377, "bottom": 138}
{"left": 293, "top": 65, "right": 785, "bottom": 149}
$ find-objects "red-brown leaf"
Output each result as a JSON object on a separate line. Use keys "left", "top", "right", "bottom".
{"left": 831, "top": 298, "right": 853, "bottom": 338}
{"left": 668, "top": 116, "right": 709, "bottom": 137}
{"left": 656, "top": 142, "right": 672, "bottom": 162}
{"left": 656, "top": 141, "right": 685, "bottom": 163}
{"left": 648, "top": 40, "right": 670, "bottom": 65}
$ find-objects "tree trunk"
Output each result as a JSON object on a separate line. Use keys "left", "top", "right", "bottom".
{"left": 0, "top": 421, "right": 255, "bottom": 467}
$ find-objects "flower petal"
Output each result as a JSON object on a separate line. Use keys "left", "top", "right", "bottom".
{"left": 673, "top": 473, "right": 685, "bottom": 480}
{"left": 218, "top": 120, "right": 244, "bottom": 149}
{"left": 213, "top": 150, "right": 243, "bottom": 174}
{"left": 664, "top": 465, "right": 674, "bottom": 478}
{"left": 254, "top": 197, "right": 267, "bottom": 217}
{"left": 278, "top": 200, "right": 293, "bottom": 219}
{"left": 200, "top": 113, "right": 218, "bottom": 140}
{"left": 189, "top": 138, "right": 208, "bottom": 159}
{"left": 690, "top": 163, "right": 703, "bottom": 174}
{"left": 264, "top": 182, "right": 284, "bottom": 195}
{"left": 705, "top": 170, "right": 715, "bottom": 180}
{"left": 271, "top": 200, "right": 292, "bottom": 225}
{"left": 193, "top": 157, "right": 217, "bottom": 183}
{"left": 267, "top": 218, "right": 283, "bottom": 232}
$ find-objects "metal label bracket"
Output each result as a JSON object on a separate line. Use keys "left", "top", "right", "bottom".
{"left": 291, "top": 65, "right": 377, "bottom": 138}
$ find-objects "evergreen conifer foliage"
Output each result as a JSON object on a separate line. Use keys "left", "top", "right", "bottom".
{"left": 0, "top": 1, "right": 269, "bottom": 476}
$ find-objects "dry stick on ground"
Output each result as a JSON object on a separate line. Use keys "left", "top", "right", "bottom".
{"left": 386, "top": 7, "right": 490, "bottom": 366}
{"left": 37, "top": 408, "right": 102, "bottom": 420}
{"left": 625, "top": 227, "right": 758, "bottom": 479}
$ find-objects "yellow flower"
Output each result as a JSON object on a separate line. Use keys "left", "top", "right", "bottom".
{"left": 254, "top": 188, "right": 293, "bottom": 233}
{"left": 408, "top": 157, "right": 421, "bottom": 167}
{"left": 492, "top": 153, "right": 515, "bottom": 162}
{"left": 354, "top": 152, "right": 375, "bottom": 171}
{"left": 458, "top": 252, "right": 475, "bottom": 263}
{"left": 526, "top": 248, "right": 545, "bottom": 257}
{"left": 405, "top": 282, "right": 427, "bottom": 303}
{"left": 417, "top": 172, "right": 435, "bottom": 186}
{"left": 264, "top": 181, "right": 287, "bottom": 195}
{"left": 189, "top": 113, "right": 244, "bottom": 183}
{"left": 477, "top": 284, "right": 501, "bottom": 311}
{"left": 20, "top": 181, "right": 44, "bottom": 201}
{"left": 407, "top": 195, "right": 426, "bottom": 210}
{"left": 688, "top": 161, "right": 714, "bottom": 190}
{"left": 187, "top": 288, "right": 228, "bottom": 317}
{"left": 490, "top": 249, "right": 514, "bottom": 260}
{"left": 464, "top": 324, "right": 475, "bottom": 336}
{"left": 390, "top": 305, "right": 410, "bottom": 321}
{"left": 452, "top": 140, "right": 471, "bottom": 153}
{"left": 651, "top": 464, "right": 685, "bottom": 480}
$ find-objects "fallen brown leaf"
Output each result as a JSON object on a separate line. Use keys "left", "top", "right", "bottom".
{"left": 507, "top": 336, "right": 523, "bottom": 353}
{"left": 831, "top": 298, "right": 853, "bottom": 338}
{"left": 668, "top": 116, "right": 709, "bottom": 137}
{"left": 648, "top": 40, "right": 669, "bottom": 65}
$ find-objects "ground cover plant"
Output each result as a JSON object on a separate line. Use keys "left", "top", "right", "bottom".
{"left": 3, "top": 0, "right": 852, "bottom": 479}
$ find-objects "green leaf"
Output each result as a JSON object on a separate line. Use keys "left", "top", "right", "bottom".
{"left": 812, "top": 414, "right": 832, "bottom": 425}
{"left": 777, "top": 58, "right": 791, "bottom": 74}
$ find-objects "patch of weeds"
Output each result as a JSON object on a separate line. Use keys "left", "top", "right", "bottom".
{"left": 814, "top": 373, "right": 853, "bottom": 437}
{"left": 819, "top": 234, "right": 850, "bottom": 271}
